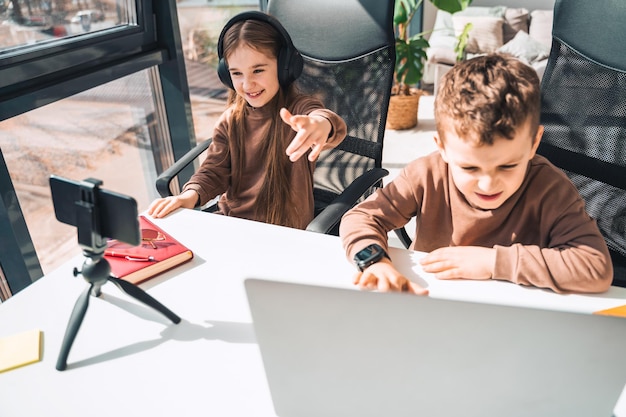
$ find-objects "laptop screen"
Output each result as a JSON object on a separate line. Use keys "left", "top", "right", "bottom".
{"left": 245, "top": 278, "right": 626, "bottom": 417}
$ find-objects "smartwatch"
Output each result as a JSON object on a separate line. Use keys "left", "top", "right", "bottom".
{"left": 353, "top": 243, "right": 390, "bottom": 272}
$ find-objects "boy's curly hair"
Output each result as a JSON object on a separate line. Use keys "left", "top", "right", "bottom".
{"left": 434, "top": 53, "right": 541, "bottom": 145}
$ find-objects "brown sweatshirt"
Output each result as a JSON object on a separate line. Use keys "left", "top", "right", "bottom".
{"left": 340, "top": 152, "right": 612, "bottom": 293}
{"left": 182, "top": 94, "right": 347, "bottom": 230}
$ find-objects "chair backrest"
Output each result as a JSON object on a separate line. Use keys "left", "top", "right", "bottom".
{"left": 266, "top": 0, "right": 395, "bottom": 212}
{"left": 538, "top": 0, "right": 626, "bottom": 286}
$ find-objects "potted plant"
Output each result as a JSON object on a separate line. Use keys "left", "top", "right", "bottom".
{"left": 387, "top": 0, "right": 473, "bottom": 130}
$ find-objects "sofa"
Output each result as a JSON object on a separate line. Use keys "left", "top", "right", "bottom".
{"left": 424, "top": 6, "right": 554, "bottom": 92}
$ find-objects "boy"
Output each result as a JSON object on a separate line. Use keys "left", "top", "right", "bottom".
{"left": 340, "top": 54, "right": 612, "bottom": 295}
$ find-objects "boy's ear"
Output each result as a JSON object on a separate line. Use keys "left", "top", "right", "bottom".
{"left": 529, "top": 124, "right": 544, "bottom": 157}
{"left": 434, "top": 133, "right": 448, "bottom": 162}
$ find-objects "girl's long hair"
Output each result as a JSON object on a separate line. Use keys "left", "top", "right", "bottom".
{"left": 222, "top": 19, "right": 301, "bottom": 228}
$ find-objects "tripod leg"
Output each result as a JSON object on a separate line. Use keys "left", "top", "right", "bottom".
{"left": 108, "top": 277, "right": 181, "bottom": 324}
{"left": 56, "top": 284, "right": 93, "bottom": 371}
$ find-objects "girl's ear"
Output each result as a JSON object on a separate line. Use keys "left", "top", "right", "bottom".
{"left": 434, "top": 133, "right": 448, "bottom": 163}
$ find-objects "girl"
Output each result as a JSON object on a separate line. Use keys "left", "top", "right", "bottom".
{"left": 148, "top": 11, "right": 346, "bottom": 229}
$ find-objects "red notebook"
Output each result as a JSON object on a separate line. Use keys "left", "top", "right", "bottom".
{"left": 104, "top": 215, "right": 193, "bottom": 284}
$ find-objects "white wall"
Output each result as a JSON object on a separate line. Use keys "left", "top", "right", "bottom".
{"left": 423, "top": 0, "right": 556, "bottom": 35}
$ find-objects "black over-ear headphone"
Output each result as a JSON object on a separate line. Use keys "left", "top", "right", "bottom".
{"left": 217, "top": 11, "right": 304, "bottom": 90}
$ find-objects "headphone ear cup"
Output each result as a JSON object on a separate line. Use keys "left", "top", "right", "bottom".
{"left": 277, "top": 47, "right": 304, "bottom": 87}
{"left": 289, "top": 50, "right": 304, "bottom": 84}
{"left": 217, "top": 57, "right": 233, "bottom": 89}
{"left": 276, "top": 48, "right": 289, "bottom": 87}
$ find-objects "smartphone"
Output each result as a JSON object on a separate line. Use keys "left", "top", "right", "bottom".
{"left": 49, "top": 175, "right": 140, "bottom": 246}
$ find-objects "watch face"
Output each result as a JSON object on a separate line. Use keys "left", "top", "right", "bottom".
{"left": 355, "top": 244, "right": 383, "bottom": 263}
{"left": 354, "top": 244, "right": 388, "bottom": 273}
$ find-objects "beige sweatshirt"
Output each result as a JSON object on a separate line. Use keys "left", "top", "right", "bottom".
{"left": 183, "top": 94, "right": 346, "bottom": 230}
{"left": 340, "top": 152, "right": 612, "bottom": 293}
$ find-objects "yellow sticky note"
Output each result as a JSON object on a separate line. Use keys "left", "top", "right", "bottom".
{"left": 0, "top": 329, "right": 43, "bottom": 373}
{"left": 594, "top": 305, "right": 626, "bottom": 318}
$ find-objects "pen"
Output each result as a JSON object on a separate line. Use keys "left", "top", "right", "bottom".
{"left": 104, "top": 251, "right": 155, "bottom": 262}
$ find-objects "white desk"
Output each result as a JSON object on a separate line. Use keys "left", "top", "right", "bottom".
{"left": 2, "top": 208, "right": 626, "bottom": 416}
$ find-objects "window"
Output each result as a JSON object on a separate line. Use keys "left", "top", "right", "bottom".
{"left": 0, "top": 69, "right": 162, "bottom": 275}
{"left": 0, "top": 0, "right": 195, "bottom": 296}
{"left": 0, "top": 0, "right": 158, "bottom": 122}
{"left": 0, "top": 0, "right": 136, "bottom": 53}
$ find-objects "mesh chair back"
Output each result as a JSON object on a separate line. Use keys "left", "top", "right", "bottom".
{"left": 538, "top": 0, "right": 626, "bottom": 284}
{"left": 267, "top": 0, "right": 395, "bottom": 213}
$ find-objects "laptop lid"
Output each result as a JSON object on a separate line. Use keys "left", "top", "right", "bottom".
{"left": 244, "top": 278, "right": 626, "bottom": 417}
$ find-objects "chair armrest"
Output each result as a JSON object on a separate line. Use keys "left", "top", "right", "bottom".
{"left": 306, "top": 167, "right": 389, "bottom": 234}
{"left": 156, "top": 138, "right": 212, "bottom": 198}
{"left": 393, "top": 227, "right": 412, "bottom": 249}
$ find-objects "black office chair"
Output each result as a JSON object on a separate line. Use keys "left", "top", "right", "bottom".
{"left": 537, "top": 0, "right": 626, "bottom": 287}
{"left": 156, "top": 0, "right": 396, "bottom": 236}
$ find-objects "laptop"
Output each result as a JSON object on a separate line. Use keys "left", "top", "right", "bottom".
{"left": 244, "top": 278, "right": 626, "bottom": 417}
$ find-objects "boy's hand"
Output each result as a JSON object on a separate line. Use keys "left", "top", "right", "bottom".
{"left": 353, "top": 258, "right": 429, "bottom": 295}
{"left": 420, "top": 246, "right": 495, "bottom": 280}
{"left": 147, "top": 190, "right": 198, "bottom": 218}
{"left": 280, "top": 108, "right": 332, "bottom": 162}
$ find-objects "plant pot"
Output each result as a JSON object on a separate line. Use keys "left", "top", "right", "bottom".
{"left": 386, "top": 89, "right": 423, "bottom": 130}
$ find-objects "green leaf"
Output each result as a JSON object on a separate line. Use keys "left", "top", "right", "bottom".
{"left": 454, "top": 22, "right": 473, "bottom": 61}
{"left": 429, "top": 0, "right": 472, "bottom": 14}
{"left": 407, "top": 34, "right": 430, "bottom": 48}
{"left": 395, "top": 37, "right": 429, "bottom": 87}
{"left": 394, "top": 0, "right": 420, "bottom": 26}
{"left": 392, "top": 0, "right": 473, "bottom": 91}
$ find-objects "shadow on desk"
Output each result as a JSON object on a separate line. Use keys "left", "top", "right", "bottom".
{"left": 66, "top": 292, "right": 254, "bottom": 370}
{"left": 392, "top": 249, "right": 430, "bottom": 289}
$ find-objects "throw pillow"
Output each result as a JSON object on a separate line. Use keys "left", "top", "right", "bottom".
{"left": 457, "top": 5, "right": 507, "bottom": 17}
{"left": 529, "top": 10, "right": 554, "bottom": 48}
{"left": 497, "top": 30, "right": 550, "bottom": 65}
{"left": 432, "top": 6, "right": 506, "bottom": 38}
{"left": 452, "top": 15, "right": 504, "bottom": 54}
{"left": 503, "top": 8, "right": 530, "bottom": 44}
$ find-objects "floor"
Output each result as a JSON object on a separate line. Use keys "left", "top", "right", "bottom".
{"left": 382, "top": 94, "right": 438, "bottom": 181}
{"left": 381, "top": 94, "right": 438, "bottom": 248}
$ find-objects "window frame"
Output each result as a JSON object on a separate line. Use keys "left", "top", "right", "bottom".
{"left": 1, "top": 1, "right": 158, "bottom": 120}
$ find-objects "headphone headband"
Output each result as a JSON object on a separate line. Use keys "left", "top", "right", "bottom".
{"left": 217, "top": 11, "right": 303, "bottom": 89}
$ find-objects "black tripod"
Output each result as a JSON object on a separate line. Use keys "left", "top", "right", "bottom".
{"left": 51, "top": 177, "right": 180, "bottom": 371}
{"left": 56, "top": 249, "right": 181, "bottom": 371}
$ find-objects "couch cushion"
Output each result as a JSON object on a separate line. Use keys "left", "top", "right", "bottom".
{"left": 503, "top": 7, "right": 530, "bottom": 43}
{"left": 426, "top": 46, "right": 457, "bottom": 66}
{"left": 452, "top": 15, "right": 504, "bottom": 54}
{"left": 498, "top": 30, "right": 550, "bottom": 65}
